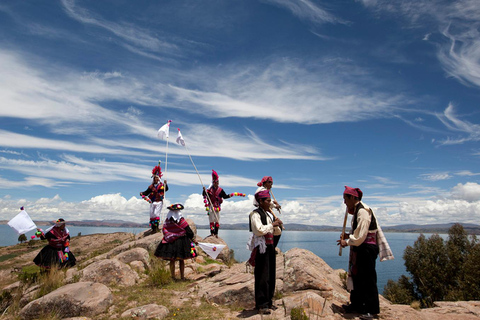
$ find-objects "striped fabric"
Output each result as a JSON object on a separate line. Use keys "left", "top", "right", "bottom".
{"left": 162, "top": 218, "right": 188, "bottom": 243}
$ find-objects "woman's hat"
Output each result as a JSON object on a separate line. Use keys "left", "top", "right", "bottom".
{"left": 167, "top": 203, "right": 184, "bottom": 211}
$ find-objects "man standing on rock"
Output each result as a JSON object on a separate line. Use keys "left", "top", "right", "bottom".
{"left": 248, "top": 189, "right": 283, "bottom": 314}
{"left": 337, "top": 186, "right": 393, "bottom": 320}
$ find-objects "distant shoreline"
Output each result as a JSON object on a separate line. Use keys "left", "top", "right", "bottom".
{"left": 1, "top": 220, "right": 479, "bottom": 234}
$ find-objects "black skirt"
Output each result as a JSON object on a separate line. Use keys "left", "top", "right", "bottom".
{"left": 154, "top": 236, "right": 195, "bottom": 260}
{"left": 33, "top": 245, "right": 76, "bottom": 269}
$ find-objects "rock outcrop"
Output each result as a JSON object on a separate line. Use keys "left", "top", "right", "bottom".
{"left": 19, "top": 282, "right": 112, "bottom": 320}
{"left": 2, "top": 224, "right": 479, "bottom": 320}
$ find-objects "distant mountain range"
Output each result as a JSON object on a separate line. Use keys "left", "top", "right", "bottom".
{"left": 2, "top": 220, "right": 479, "bottom": 234}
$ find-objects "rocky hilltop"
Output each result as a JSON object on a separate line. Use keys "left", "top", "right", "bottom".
{"left": 1, "top": 220, "right": 479, "bottom": 320}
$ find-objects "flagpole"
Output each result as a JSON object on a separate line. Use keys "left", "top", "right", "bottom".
{"left": 183, "top": 144, "right": 219, "bottom": 223}
{"left": 158, "top": 120, "right": 172, "bottom": 223}
{"left": 176, "top": 128, "right": 219, "bottom": 223}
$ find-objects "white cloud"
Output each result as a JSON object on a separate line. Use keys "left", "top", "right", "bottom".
{"left": 455, "top": 170, "right": 480, "bottom": 177}
{"left": 358, "top": 0, "right": 480, "bottom": 90}
{"left": 450, "top": 182, "right": 480, "bottom": 202}
{"left": 60, "top": 0, "right": 182, "bottom": 59}
{"left": 167, "top": 61, "right": 407, "bottom": 125}
{"left": 2, "top": 181, "right": 480, "bottom": 226}
{"left": 436, "top": 104, "right": 480, "bottom": 145}
{"left": 263, "top": 0, "right": 347, "bottom": 25}
{"left": 420, "top": 172, "right": 452, "bottom": 181}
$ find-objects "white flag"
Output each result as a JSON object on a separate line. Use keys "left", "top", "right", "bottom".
{"left": 8, "top": 209, "right": 37, "bottom": 235}
{"left": 176, "top": 128, "right": 185, "bottom": 146}
{"left": 157, "top": 120, "right": 171, "bottom": 140}
{"left": 197, "top": 242, "right": 226, "bottom": 260}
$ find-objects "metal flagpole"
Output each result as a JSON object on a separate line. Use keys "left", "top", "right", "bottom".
{"left": 177, "top": 129, "right": 219, "bottom": 223}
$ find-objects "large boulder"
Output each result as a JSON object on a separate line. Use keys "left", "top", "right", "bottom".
{"left": 80, "top": 259, "right": 139, "bottom": 287}
{"left": 19, "top": 282, "right": 112, "bottom": 319}
{"left": 197, "top": 263, "right": 254, "bottom": 307}
{"left": 115, "top": 247, "right": 150, "bottom": 270}
{"left": 283, "top": 248, "right": 334, "bottom": 298}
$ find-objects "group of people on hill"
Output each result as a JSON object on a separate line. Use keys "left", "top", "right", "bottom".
{"left": 32, "top": 161, "right": 392, "bottom": 320}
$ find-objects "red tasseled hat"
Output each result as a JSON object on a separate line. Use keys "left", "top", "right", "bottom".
{"left": 257, "top": 176, "right": 273, "bottom": 187}
{"left": 152, "top": 165, "right": 162, "bottom": 178}
{"left": 212, "top": 169, "right": 219, "bottom": 182}
{"left": 344, "top": 186, "right": 363, "bottom": 200}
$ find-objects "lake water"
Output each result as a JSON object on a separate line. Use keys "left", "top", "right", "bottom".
{"left": 1, "top": 225, "right": 430, "bottom": 293}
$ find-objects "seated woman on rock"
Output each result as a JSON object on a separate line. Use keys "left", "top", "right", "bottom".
{"left": 154, "top": 204, "right": 198, "bottom": 280}
{"left": 33, "top": 218, "right": 76, "bottom": 269}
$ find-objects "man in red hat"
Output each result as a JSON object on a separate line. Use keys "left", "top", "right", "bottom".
{"left": 248, "top": 189, "right": 283, "bottom": 314}
{"left": 203, "top": 170, "right": 231, "bottom": 237}
{"left": 337, "top": 186, "right": 380, "bottom": 319}
{"left": 140, "top": 164, "right": 168, "bottom": 233}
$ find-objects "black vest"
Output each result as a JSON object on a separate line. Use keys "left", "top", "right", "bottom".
{"left": 352, "top": 203, "right": 377, "bottom": 231}
{"left": 249, "top": 208, "right": 268, "bottom": 232}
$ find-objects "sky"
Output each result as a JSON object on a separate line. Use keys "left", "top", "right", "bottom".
{"left": 1, "top": 0, "right": 480, "bottom": 227}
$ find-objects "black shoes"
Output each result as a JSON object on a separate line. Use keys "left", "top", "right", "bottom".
{"left": 342, "top": 304, "right": 356, "bottom": 313}
{"left": 258, "top": 308, "right": 271, "bottom": 314}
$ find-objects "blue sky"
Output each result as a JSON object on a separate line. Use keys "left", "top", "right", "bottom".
{"left": 1, "top": 0, "right": 480, "bottom": 227}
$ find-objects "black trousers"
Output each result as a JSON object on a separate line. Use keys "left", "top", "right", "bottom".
{"left": 254, "top": 244, "right": 276, "bottom": 309}
{"left": 273, "top": 234, "right": 281, "bottom": 248}
{"left": 351, "top": 243, "right": 380, "bottom": 314}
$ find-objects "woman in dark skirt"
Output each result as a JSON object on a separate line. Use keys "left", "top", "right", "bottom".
{"left": 154, "top": 204, "right": 197, "bottom": 280}
{"left": 33, "top": 219, "right": 76, "bottom": 269}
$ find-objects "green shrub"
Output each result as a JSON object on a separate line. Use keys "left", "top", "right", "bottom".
{"left": 383, "top": 275, "right": 416, "bottom": 305}
{"left": 18, "top": 265, "right": 41, "bottom": 284}
{"left": 291, "top": 306, "right": 308, "bottom": 320}
{"left": 147, "top": 259, "right": 171, "bottom": 286}
{"left": 386, "top": 224, "right": 480, "bottom": 307}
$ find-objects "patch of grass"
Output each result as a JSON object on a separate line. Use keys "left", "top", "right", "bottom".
{"left": 339, "top": 271, "right": 347, "bottom": 290}
{"left": 165, "top": 297, "right": 225, "bottom": 320}
{"left": 291, "top": 306, "right": 309, "bottom": 320}
{"left": 0, "top": 253, "right": 18, "bottom": 263}
{"left": 146, "top": 258, "right": 172, "bottom": 286}
{"left": 411, "top": 300, "right": 421, "bottom": 310}
{"left": 199, "top": 257, "right": 222, "bottom": 265}
{"left": 274, "top": 290, "right": 283, "bottom": 299}
{"left": 18, "top": 265, "right": 41, "bottom": 284}
{"left": 36, "top": 268, "right": 65, "bottom": 298}
{"left": 0, "top": 290, "right": 13, "bottom": 314}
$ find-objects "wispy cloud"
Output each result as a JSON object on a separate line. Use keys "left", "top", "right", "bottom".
{"left": 436, "top": 104, "right": 480, "bottom": 145}
{"left": 420, "top": 172, "right": 452, "bottom": 181}
{"left": 167, "top": 61, "right": 407, "bottom": 125}
{"left": 358, "top": 0, "right": 480, "bottom": 89}
{"left": 60, "top": 0, "right": 183, "bottom": 60}
{"left": 263, "top": 0, "right": 348, "bottom": 25}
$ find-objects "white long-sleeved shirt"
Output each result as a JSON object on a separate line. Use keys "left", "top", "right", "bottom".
{"left": 346, "top": 202, "right": 377, "bottom": 247}
{"left": 249, "top": 208, "right": 274, "bottom": 237}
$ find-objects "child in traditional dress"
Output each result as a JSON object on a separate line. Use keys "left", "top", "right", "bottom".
{"left": 33, "top": 219, "right": 76, "bottom": 269}
{"left": 154, "top": 204, "right": 197, "bottom": 280}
